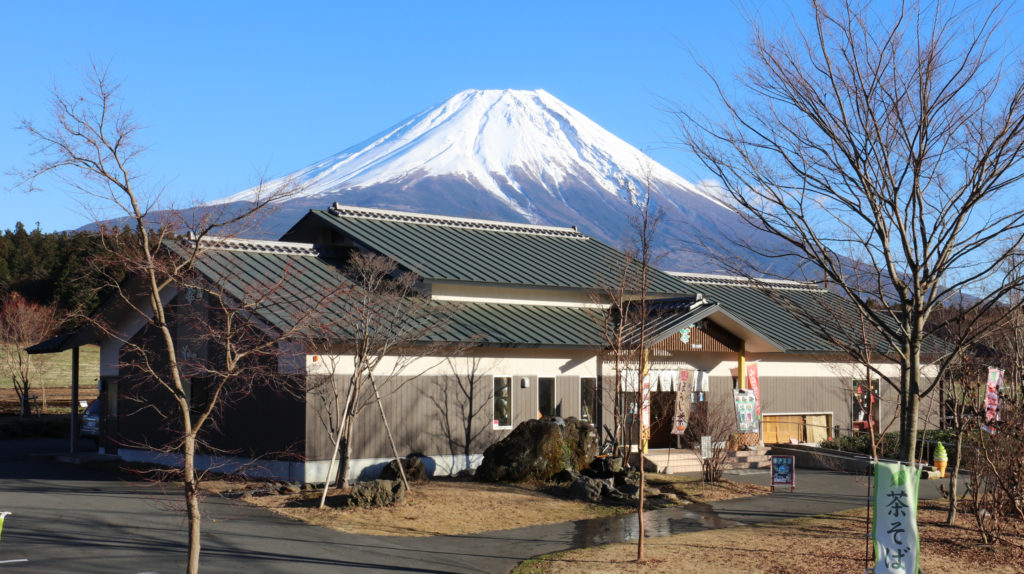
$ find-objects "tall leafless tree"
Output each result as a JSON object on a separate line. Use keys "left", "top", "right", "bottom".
{"left": 13, "top": 65, "right": 310, "bottom": 574}
{"left": 679, "top": 0, "right": 1024, "bottom": 462}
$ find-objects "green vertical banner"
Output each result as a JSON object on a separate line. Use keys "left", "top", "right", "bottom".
{"left": 873, "top": 462, "right": 920, "bottom": 574}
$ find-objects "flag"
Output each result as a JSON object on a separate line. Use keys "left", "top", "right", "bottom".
{"left": 746, "top": 363, "right": 761, "bottom": 417}
{"left": 873, "top": 462, "right": 920, "bottom": 574}
{"left": 671, "top": 369, "right": 693, "bottom": 435}
{"left": 985, "top": 367, "right": 1004, "bottom": 423}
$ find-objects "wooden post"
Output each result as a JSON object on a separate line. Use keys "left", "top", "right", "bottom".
{"left": 737, "top": 340, "right": 747, "bottom": 390}
{"left": 70, "top": 346, "right": 79, "bottom": 454}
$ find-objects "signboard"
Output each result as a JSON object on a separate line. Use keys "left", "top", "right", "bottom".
{"left": 873, "top": 461, "right": 921, "bottom": 574}
{"left": 733, "top": 389, "right": 758, "bottom": 433}
{"left": 986, "top": 367, "right": 1004, "bottom": 422}
{"left": 700, "top": 435, "right": 711, "bottom": 460}
{"left": 671, "top": 369, "right": 694, "bottom": 435}
{"left": 770, "top": 455, "right": 795, "bottom": 493}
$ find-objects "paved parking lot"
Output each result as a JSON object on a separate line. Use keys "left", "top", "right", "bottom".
{"left": 0, "top": 439, "right": 955, "bottom": 573}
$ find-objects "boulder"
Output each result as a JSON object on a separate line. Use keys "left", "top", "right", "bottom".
{"left": 380, "top": 455, "right": 429, "bottom": 483}
{"left": 570, "top": 476, "right": 606, "bottom": 502}
{"left": 614, "top": 470, "right": 640, "bottom": 489}
{"left": 477, "top": 417, "right": 599, "bottom": 482}
{"left": 590, "top": 456, "right": 623, "bottom": 475}
{"left": 553, "top": 469, "right": 579, "bottom": 483}
{"left": 348, "top": 479, "right": 406, "bottom": 508}
{"left": 618, "top": 484, "right": 640, "bottom": 499}
{"left": 279, "top": 483, "right": 301, "bottom": 494}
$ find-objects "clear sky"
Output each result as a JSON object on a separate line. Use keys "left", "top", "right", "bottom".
{"left": 1, "top": 1, "right": 783, "bottom": 232}
{"left": 4, "top": 1, "right": 1015, "bottom": 234}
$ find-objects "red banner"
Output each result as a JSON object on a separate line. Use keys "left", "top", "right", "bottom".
{"left": 747, "top": 363, "right": 761, "bottom": 417}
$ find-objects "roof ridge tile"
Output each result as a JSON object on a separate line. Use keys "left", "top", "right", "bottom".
{"left": 326, "top": 203, "right": 587, "bottom": 239}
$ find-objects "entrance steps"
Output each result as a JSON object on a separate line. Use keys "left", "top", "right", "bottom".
{"left": 638, "top": 447, "right": 772, "bottom": 474}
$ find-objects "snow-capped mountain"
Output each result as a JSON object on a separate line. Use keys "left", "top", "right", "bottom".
{"left": 211, "top": 89, "right": 796, "bottom": 275}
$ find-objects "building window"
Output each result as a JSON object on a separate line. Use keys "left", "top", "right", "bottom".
{"left": 580, "top": 377, "right": 597, "bottom": 422}
{"left": 493, "top": 376, "right": 512, "bottom": 429}
{"left": 539, "top": 377, "right": 557, "bottom": 418}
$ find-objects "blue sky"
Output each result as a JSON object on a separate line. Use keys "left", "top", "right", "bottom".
{"left": 2, "top": 1, "right": 789, "bottom": 232}
{"left": 28, "top": 1, "right": 1024, "bottom": 235}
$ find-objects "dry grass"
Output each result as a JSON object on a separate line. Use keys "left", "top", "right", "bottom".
{"left": 515, "top": 500, "right": 1024, "bottom": 573}
{"left": 229, "top": 479, "right": 626, "bottom": 537}
{"left": 206, "top": 473, "right": 767, "bottom": 538}
{"left": 645, "top": 473, "right": 768, "bottom": 503}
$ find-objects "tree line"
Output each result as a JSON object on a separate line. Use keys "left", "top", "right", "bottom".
{"left": 0, "top": 221, "right": 125, "bottom": 324}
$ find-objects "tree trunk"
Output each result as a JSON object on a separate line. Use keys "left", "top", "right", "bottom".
{"left": 902, "top": 392, "right": 921, "bottom": 464}
{"left": 184, "top": 433, "right": 201, "bottom": 574}
{"left": 899, "top": 341, "right": 924, "bottom": 464}
{"left": 319, "top": 424, "right": 346, "bottom": 509}
{"left": 946, "top": 428, "right": 964, "bottom": 525}
{"left": 637, "top": 459, "right": 645, "bottom": 561}
{"left": 371, "top": 377, "right": 409, "bottom": 490}
{"left": 338, "top": 427, "right": 353, "bottom": 487}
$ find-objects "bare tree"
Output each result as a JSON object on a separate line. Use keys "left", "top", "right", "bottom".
{"left": 312, "top": 251, "right": 454, "bottom": 507}
{"left": 688, "top": 396, "right": 737, "bottom": 483}
{"left": 679, "top": 0, "right": 1024, "bottom": 462}
{"left": 0, "top": 293, "right": 58, "bottom": 415}
{"left": 14, "top": 65, "right": 308, "bottom": 574}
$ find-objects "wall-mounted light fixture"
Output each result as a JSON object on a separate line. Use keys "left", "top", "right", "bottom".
{"left": 521, "top": 377, "right": 530, "bottom": 388}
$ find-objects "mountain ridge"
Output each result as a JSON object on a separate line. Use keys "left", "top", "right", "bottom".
{"left": 204, "top": 89, "right": 797, "bottom": 276}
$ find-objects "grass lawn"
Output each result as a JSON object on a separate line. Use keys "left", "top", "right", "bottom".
{"left": 0, "top": 344, "right": 100, "bottom": 414}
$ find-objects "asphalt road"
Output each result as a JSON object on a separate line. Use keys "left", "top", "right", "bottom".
{"left": 0, "top": 439, "right": 957, "bottom": 573}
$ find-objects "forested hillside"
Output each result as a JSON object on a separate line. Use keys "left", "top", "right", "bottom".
{"left": 0, "top": 222, "right": 121, "bottom": 323}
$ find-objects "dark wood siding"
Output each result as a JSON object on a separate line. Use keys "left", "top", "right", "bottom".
{"left": 557, "top": 375, "right": 579, "bottom": 419}
{"left": 118, "top": 316, "right": 305, "bottom": 461}
{"left": 344, "top": 374, "right": 519, "bottom": 461}
{"left": 653, "top": 321, "right": 740, "bottom": 353}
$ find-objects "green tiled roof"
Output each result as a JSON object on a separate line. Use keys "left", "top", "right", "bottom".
{"left": 668, "top": 275, "right": 838, "bottom": 353}
{"left": 667, "top": 274, "right": 946, "bottom": 355}
{"left": 282, "top": 206, "right": 686, "bottom": 294}
{"left": 175, "top": 239, "right": 608, "bottom": 349}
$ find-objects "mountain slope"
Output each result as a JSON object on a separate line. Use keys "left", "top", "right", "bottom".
{"left": 210, "top": 89, "right": 798, "bottom": 275}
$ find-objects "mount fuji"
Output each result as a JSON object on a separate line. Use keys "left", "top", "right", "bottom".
{"left": 211, "top": 89, "right": 794, "bottom": 275}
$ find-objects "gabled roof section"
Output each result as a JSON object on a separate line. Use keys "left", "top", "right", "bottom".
{"left": 280, "top": 204, "right": 687, "bottom": 294}
{"left": 664, "top": 272, "right": 941, "bottom": 355}
{"left": 668, "top": 273, "right": 841, "bottom": 353}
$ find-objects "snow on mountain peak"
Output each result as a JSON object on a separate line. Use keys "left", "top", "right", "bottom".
{"left": 212, "top": 89, "right": 724, "bottom": 212}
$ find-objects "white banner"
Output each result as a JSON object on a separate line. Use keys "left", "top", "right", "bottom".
{"left": 620, "top": 369, "right": 686, "bottom": 392}
{"left": 986, "top": 367, "right": 1004, "bottom": 422}
{"left": 873, "top": 462, "right": 920, "bottom": 574}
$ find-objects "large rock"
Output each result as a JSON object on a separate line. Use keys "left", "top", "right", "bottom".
{"left": 380, "top": 455, "right": 428, "bottom": 483}
{"left": 348, "top": 479, "right": 406, "bottom": 508}
{"left": 570, "top": 476, "right": 606, "bottom": 502}
{"left": 476, "top": 417, "right": 599, "bottom": 482}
